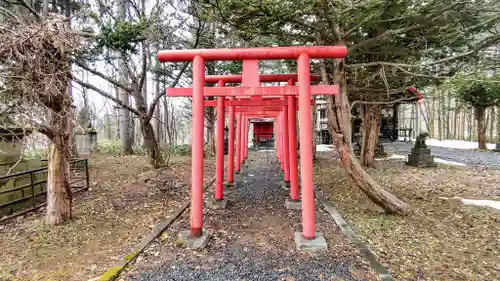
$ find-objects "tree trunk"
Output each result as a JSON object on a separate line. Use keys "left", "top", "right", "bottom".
{"left": 43, "top": 0, "right": 49, "bottom": 16}
{"left": 312, "top": 98, "right": 317, "bottom": 160}
{"left": 485, "top": 109, "right": 490, "bottom": 141}
{"left": 141, "top": 119, "right": 164, "bottom": 168}
{"left": 428, "top": 97, "right": 435, "bottom": 137}
{"left": 415, "top": 102, "right": 420, "bottom": 136}
{"left": 132, "top": 87, "right": 164, "bottom": 167}
{"left": 467, "top": 109, "right": 472, "bottom": 141}
{"left": 446, "top": 90, "right": 451, "bottom": 139}
{"left": 489, "top": 108, "right": 494, "bottom": 142}
{"left": 208, "top": 121, "right": 215, "bottom": 156}
{"left": 118, "top": 1, "right": 133, "bottom": 155}
{"left": 360, "top": 104, "right": 381, "bottom": 167}
{"left": 410, "top": 102, "right": 416, "bottom": 139}
{"left": 296, "top": 111, "right": 300, "bottom": 149}
{"left": 476, "top": 107, "right": 487, "bottom": 150}
{"left": 436, "top": 88, "right": 443, "bottom": 140}
{"left": 46, "top": 113, "right": 72, "bottom": 225}
{"left": 153, "top": 78, "right": 162, "bottom": 145}
{"left": 165, "top": 99, "right": 173, "bottom": 145}
{"left": 453, "top": 103, "right": 457, "bottom": 139}
{"left": 496, "top": 107, "right": 500, "bottom": 150}
{"left": 323, "top": 57, "right": 409, "bottom": 215}
{"left": 461, "top": 109, "right": 466, "bottom": 140}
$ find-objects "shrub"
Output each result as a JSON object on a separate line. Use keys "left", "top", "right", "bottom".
{"left": 97, "top": 140, "right": 121, "bottom": 155}
{"left": 170, "top": 144, "right": 191, "bottom": 156}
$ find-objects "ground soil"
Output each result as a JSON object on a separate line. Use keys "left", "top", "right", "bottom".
{"left": 124, "top": 151, "right": 378, "bottom": 281}
{"left": 0, "top": 153, "right": 215, "bottom": 281}
{"left": 314, "top": 151, "right": 500, "bottom": 281}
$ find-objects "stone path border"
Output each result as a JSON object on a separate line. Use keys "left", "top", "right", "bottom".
{"left": 92, "top": 175, "right": 218, "bottom": 281}
{"left": 316, "top": 192, "right": 396, "bottom": 281}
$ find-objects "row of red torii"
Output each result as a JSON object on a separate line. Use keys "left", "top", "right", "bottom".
{"left": 157, "top": 45, "right": 347, "bottom": 250}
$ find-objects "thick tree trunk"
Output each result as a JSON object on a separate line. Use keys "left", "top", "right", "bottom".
{"left": 46, "top": 139, "right": 72, "bottom": 225}
{"left": 323, "top": 57, "right": 409, "bottom": 215}
{"left": 360, "top": 104, "right": 381, "bottom": 167}
{"left": 116, "top": 0, "right": 133, "bottom": 152}
{"left": 118, "top": 0, "right": 133, "bottom": 155}
{"left": 141, "top": 119, "right": 164, "bottom": 168}
{"left": 46, "top": 113, "right": 72, "bottom": 225}
{"left": 476, "top": 107, "right": 487, "bottom": 150}
{"left": 132, "top": 89, "right": 164, "bottom": 167}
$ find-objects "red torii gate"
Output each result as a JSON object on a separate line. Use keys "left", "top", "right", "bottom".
{"left": 158, "top": 46, "right": 347, "bottom": 251}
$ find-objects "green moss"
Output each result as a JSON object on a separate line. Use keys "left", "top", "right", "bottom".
{"left": 97, "top": 266, "right": 123, "bottom": 281}
{"left": 123, "top": 251, "right": 138, "bottom": 262}
{"left": 174, "top": 238, "right": 185, "bottom": 247}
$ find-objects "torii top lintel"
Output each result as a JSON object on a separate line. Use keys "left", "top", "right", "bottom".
{"left": 157, "top": 46, "right": 347, "bottom": 62}
{"left": 205, "top": 73, "right": 320, "bottom": 83}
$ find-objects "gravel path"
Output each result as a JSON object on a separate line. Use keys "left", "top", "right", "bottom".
{"left": 384, "top": 142, "right": 500, "bottom": 168}
{"left": 125, "top": 151, "right": 377, "bottom": 281}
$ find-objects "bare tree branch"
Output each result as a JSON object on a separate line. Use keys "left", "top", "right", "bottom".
{"left": 73, "top": 76, "right": 143, "bottom": 116}
{"left": 138, "top": 42, "right": 148, "bottom": 96}
{"left": 146, "top": 61, "right": 189, "bottom": 120}
{"left": 319, "top": 0, "right": 339, "bottom": 42}
{"left": 0, "top": 6, "right": 20, "bottom": 21}
{"left": 145, "top": 18, "right": 204, "bottom": 121}
{"left": 75, "top": 60, "right": 135, "bottom": 92}
{"left": 350, "top": 95, "right": 418, "bottom": 111}
{"left": 348, "top": 25, "right": 421, "bottom": 52}
{"left": 8, "top": 0, "right": 41, "bottom": 20}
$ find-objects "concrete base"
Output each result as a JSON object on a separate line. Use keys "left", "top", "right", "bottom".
{"left": 280, "top": 180, "right": 290, "bottom": 190}
{"left": 207, "top": 198, "right": 227, "bottom": 210}
{"left": 285, "top": 199, "right": 302, "bottom": 210}
{"left": 179, "top": 228, "right": 210, "bottom": 249}
{"left": 295, "top": 232, "right": 328, "bottom": 252}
